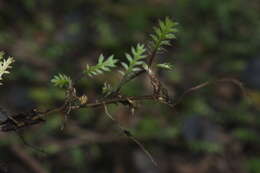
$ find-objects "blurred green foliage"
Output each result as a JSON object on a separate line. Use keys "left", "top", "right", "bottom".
{"left": 0, "top": 0, "right": 260, "bottom": 173}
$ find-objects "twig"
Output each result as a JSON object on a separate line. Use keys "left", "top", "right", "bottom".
{"left": 103, "top": 103, "right": 158, "bottom": 166}
{"left": 173, "top": 78, "right": 248, "bottom": 107}
{"left": 148, "top": 49, "right": 157, "bottom": 67}
{"left": 124, "top": 131, "right": 158, "bottom": 167}
{"left": 0, "top": 77, "right": 247, "bottom": 133}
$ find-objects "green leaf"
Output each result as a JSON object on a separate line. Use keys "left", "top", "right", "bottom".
{"left": 0, "top": 51, "right": 14, "bottom": 85}
{"left": 157, "top": 63, "right": 174, "bottom": 70}
{"left": 102, "top": 82, "right": 113, "bottom": 96}
{"left": 121, "top": 62, "right": 129, "bottom": 70}
{"left": 150, "top": 17, "right": 178, "bottom": 53}
{"left": 84, "top": 54, "right": 118, "bottom": 77}
{"left": 51, "top": 73, "right": 72, "bottom": 88}
{"left": 120, "top": 43, "right": 147, "bottom": 77}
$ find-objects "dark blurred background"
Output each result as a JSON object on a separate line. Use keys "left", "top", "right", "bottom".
{"left": 0, "top": 0, "right": 260, "bottom": 173}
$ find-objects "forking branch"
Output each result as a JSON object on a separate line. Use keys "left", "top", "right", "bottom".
{"left": 0, "top": 17, "right": 247, "bottom": 167}
{"left": 0, "top": 17, "right": 179, "bottom": 166}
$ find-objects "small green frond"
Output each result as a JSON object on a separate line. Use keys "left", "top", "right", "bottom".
{"left": 157, "top": 63, "right": 174, "bottom": 70}
{"left": 102, "top": 82, "right": 113, "bottom": 96}
{"left": 84, "top": 54, "right": 118, "bottom": 77}
{"left": 150, "top": 17, "right": 178, "bottom": 53}
{"left": 121, "top": 62, "right": 129, "bottom": 70}
{"left": 0, "top": 52, "right": 15, "bottom": 85}
{"left": 120, "top": 43, "right": 147, "bottom": 77}
{"left": 51, "top": 73, "right": 72, "bottom": 88}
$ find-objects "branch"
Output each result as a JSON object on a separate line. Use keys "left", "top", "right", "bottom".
{"left": 0, "top": 95, "right": 155, "bottom": 132}
{"left": 173, "top": 78, "right": 248, "bottom": 107}
{"left": 1, "top": 77, "right": 246, "bottom": 133}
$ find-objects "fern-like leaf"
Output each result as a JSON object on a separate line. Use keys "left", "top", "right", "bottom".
{"left": 0, "top": 51, "right": 14, "bottom": 85}
{"left": 120, "top": 44, "right": 147, "bottom": 76}
{"left": 84, "top": 54, "right": 118, "bottom": 77}
{"left": 102, "top": 82, "right": 113, "bottom": 96}
{"left": 157, "top": 63, "right": 174, "bottom": 70}
{"left": 149, "top": 17, "right": 178, "bottom": 53}
{"left": 51, "top": 73, "right": 72, "bottom": 88}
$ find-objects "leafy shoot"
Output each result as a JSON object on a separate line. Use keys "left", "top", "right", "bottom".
{"left": 84, "top": 54, "right": 118, "bottom": 77}
{"left": 119, "top": 44, "right": 147, "bottom": 76}
{"left": 0, "top": 51, "right": 14, "bottom": 85}
{"left": 51, "top": 73, "right": 72, "bottom": 88}
{"left": 149, "top": 17, "right": 178, "bottom": 53}
{"left": 157, "top": 63, "right": 174, "bottom": 71}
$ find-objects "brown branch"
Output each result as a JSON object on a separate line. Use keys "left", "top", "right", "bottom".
{"left": 0, "top": 95, "right": 155, "bottom": 132}
{"left": 0, "top": 77, "right": 247, "bottom": 133}
{"left": 102, "top": 103, "right": 158, "bottom": 166}
{"left": 216, "top": 78, "right": 248, "bottom": 98}
{"left": 173, "top": 78, "right": 247, "bottom": 107}
{"left": 148, "top": 49, "right": 157, "bottom": 67}
{"left": 173, "top": 81, "right": 211, "bottom": 107}
{"left": 0, "top": 74, "right": 248, "bottom": 169}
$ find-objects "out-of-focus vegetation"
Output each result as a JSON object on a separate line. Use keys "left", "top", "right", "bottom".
{"left": 0, "top": 0, "right": 260, "bottom": 173}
